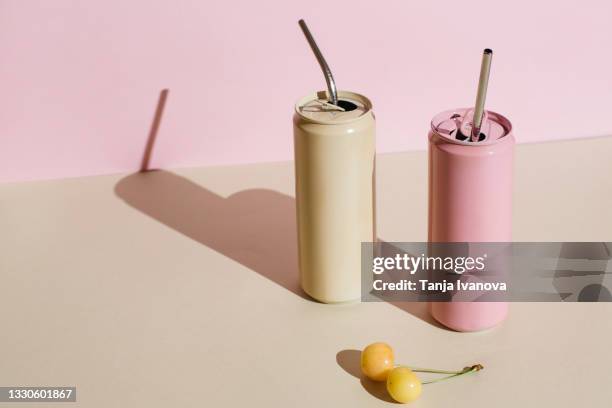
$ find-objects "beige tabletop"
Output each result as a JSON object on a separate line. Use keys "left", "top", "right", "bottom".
{"left": 1, "top": 136, "right": 612, "bottom": 407}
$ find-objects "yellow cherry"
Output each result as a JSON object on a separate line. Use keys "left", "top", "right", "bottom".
{"left": 386, "top": 367, "right": 422, "bottom": 404}
{"left": 360, "top": 342, "right": 394, "bottom": 381}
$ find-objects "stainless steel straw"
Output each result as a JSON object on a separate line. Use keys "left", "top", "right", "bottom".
{"left": 298, "top": 19, "right": 338, "bottom": 105}
{"left": 471, "top": 48, "right": 493, "bottom": 141}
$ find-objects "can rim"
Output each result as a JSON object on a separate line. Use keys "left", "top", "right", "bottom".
{"left": 430, "top": 108, "right": 513, "bottom": 146}
{"left": 295, "top": 90, "right": 373, "bottom": 125}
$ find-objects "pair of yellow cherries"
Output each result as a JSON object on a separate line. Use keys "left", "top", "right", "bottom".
{"left": 360, "top": 342, "right": 483, "bottom": 403}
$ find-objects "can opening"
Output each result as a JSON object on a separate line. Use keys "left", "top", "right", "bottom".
{"left": 336, "top": 99, "right": 358, "bottom": 112}
{"left": 453, "top": 129, "right": 486, "bottom": 142}
{"left": 296, "top": 91, "right": 372, "bottom": 124}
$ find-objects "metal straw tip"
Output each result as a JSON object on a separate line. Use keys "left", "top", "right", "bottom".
{"left": 484, "top": 48, "right": 493, "bottom": 55}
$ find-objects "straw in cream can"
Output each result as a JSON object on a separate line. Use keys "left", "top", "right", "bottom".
{"left": 294, "top": 90, "right": 376, "bottom": 303}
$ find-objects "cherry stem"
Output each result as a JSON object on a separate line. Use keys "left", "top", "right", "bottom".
{"left": 398, "top": 364, "right": 484, "bottom": 385}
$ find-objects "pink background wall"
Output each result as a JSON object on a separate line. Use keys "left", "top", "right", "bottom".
{"left": 1, "top": 0, "right": 611, "bottom": 183}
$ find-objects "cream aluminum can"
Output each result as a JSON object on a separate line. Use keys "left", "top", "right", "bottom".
{"left": 293, "top": 90, "right": 376, "bottom": 303}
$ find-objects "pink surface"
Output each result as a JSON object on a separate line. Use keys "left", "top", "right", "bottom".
{"left": 1, "top": 0, "right": 611, "bottom": 183}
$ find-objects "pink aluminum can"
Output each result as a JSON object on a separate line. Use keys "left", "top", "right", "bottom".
{"left": 428, "top": 108, "right": 514, "bottom": 332}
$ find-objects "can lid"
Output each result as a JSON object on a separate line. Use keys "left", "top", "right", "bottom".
{"left": 431, "top": 108, "right": 512, "bottom": 146}
{"left": 295, "top": 90, "right": 372, "bottom": 125}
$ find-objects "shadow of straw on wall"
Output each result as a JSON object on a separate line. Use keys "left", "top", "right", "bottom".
{"left": 140, "top": 89, "right": 169, "bottom": 172}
